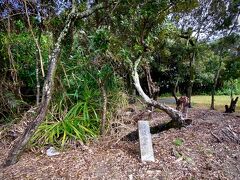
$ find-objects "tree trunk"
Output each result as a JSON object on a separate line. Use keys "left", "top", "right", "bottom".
{"left": 210, "top": 56, "right": 222, "bottom": 110}
{"left": 2, "top": 3, "right": 104, "bottom": 168}
{"left": 144, "top": 64, "right": 159, "bottom": 100}
{"left": 210, "top": 88, "right": 215, "bottom": 110}
{"left": 132, "top": 57, "right": 188, "bottom": 126}
{"left": 230, "top": 80, "right": 233, "bottom": 100}
{"left": 187, "top": 52, "right": 195, "bottom": 108}
{"left": 2, "top": 100, "right": 49, "bottom": 167}
{"left": 36, "top": 30, "right": 42, "bottom": 105}
{"left": 126, "top": 73, "right": 136, "bottom": 104}
{"left": 225, "top": 97, "right": 238, "bottom": 113}
{"left": 172, "top": 79, "right": 179, "bottom": 104}
{"left": 99, "top": 80, "right": 107, "bottom": 135}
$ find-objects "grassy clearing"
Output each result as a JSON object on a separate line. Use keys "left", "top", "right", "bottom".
{"left": 160, "top": 95, "right": 239, "bottom": 112}
{"left": 191, "top": 95, "right": 240, "bottom": 111}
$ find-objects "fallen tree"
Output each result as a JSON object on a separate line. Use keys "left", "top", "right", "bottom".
{"left": 122, "top": 56, "right": 192, "bottom": 141}
{"left": 1, "top": 2, "right": 104, "bottom": 168}
{"left": 130, "top": 56, "right": 191, "bottom": 127}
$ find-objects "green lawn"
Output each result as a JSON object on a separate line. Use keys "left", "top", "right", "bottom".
{"left": 160, "top": 95, "right": 240, "bottom": 112}
{"left": 191, "top": 95, "right": 240, "bottom": 111}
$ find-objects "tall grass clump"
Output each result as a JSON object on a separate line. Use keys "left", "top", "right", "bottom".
{"left": 31, "top": 86, "right": 100, "bottom": 147}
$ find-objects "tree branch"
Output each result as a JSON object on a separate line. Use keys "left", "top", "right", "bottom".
{"left": 23, "top": 0, "right": 45, "bottom": 78}
{"left": 131, "top": 56, "right": 188, "bottom": 126}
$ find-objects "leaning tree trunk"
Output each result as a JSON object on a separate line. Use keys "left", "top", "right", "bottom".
{"left": 131, "top": 56, "right": 187, "bottom": 126}
{"left": 2, "top": 3, "right": 104, "bottom": 168}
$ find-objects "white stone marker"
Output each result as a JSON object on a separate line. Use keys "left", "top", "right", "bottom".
{"left": 138, "top": 121, "right": 155, "bottom": 162}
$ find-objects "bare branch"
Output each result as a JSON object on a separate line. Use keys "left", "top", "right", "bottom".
{"left": 23, "top": 0, "right": 45, "bottom": 77}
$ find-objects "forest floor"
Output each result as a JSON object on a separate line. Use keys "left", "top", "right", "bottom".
{"left": 0, "top": 105, "right": 240, "bottom": 179}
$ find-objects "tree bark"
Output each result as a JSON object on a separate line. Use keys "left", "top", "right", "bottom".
{"left": 99, "top": 80, "right": 107, "bottom": 135}
{"left": 172, "top": 79, "right": 179, "bottom": 104}
{"left": 36, "top": 30, "right": 41, "bottom": 105}
{"left": 225, "top": 97, "right": 238, "bottom": 113}
{"left": 2, "top": 3, "right": 104, "bottom": 168}
{"left": 187, "top": 52, "right": 195, "bottom": 108}
{"left": 210, "top": 55, "right": 223, "bottom": 110}
{"left": 144, "top": 64, "right": 159, "bottom": 100}
{"left": 131, "top": 56, "right": 187, "bottom": 126}
{"left": 230, "top": 80, "right": 234, "bottom": 100}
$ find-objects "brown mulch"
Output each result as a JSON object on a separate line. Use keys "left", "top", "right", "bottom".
{"left": 0, "top": 108, "right": 240, "bottom": 180}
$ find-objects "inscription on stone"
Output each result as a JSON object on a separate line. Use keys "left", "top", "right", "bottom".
{"left": 138, "top": 121, "right": 155, "bottom": 162}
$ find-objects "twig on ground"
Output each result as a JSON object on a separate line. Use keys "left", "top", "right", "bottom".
{"left": 211, "top": 131, "right": 222, "bottom": 143}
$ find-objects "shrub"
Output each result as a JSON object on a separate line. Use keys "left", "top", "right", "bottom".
{"left": 31, "top": 98, "right": 100, "bottom": 147}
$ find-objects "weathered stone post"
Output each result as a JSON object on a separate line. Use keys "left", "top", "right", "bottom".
{"left": 138, "top": 121, "right": 155, "bottom": 162}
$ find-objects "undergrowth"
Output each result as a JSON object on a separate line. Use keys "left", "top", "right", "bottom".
{"left": 30, "top": 101, "right": 100, "bottom": 147}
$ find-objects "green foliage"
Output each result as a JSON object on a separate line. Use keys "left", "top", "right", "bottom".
{"left": 216, "top": 79, "right": 240, "bottom": 95}
{"left": 89, "top": 27, "right": 110, "bottom": 54}
{"left": 0, "top": 30, "right": 51, "bottom": 122}
{"left": 173, "top": 0, "right": 199, "bottom": 12}
{"left": 30, "top": 27, "right": 125, "bottom": 146}
{"left": 15, "top": 20, "right": 25, "bottom": 32}
{"left": 0, "top": 91, "right": 27, "bottom": 124}
{"left": 31, "top": 66, "right": 125, "bottom": 147}
{"left": 223, "top": 56, "right": 240, "bottom": 81}
{"left": 31, "top": 92, "right": 100, "bottom": 147}
{"left": 1, "top": 31, "right": 51, "bottom": 90}
{"left": 173, "top": 138, "right": 184, "bottom": 146}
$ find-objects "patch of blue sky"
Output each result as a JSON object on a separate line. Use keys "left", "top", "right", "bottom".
{"left": 55, "top": 0, "right": 71, "bottom": 15}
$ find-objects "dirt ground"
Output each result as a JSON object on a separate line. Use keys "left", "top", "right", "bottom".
{"left": 0, "top": 108, "right": 240, "bottom": 180}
